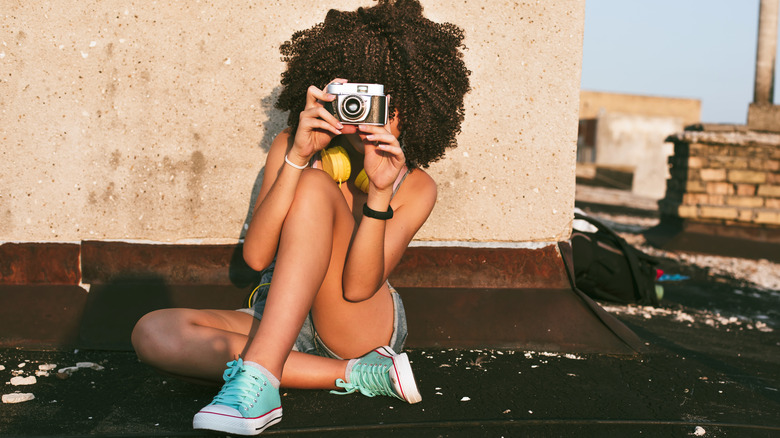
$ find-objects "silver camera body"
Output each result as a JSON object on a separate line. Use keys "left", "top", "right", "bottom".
{"left": 324, "top": 83, "right": 388, "bottom": 125}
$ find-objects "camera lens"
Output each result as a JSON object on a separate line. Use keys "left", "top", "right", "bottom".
{"left": 341, "top": 95, "right": 365, "bottom": 121}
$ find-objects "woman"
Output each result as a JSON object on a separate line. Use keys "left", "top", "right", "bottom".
{"left": 131, "top": 0, "right": 470, "bottom": 435}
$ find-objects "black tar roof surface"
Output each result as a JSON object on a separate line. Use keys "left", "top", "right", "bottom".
{"left": 2, "top": 245, "right": 779, "bottom": 437}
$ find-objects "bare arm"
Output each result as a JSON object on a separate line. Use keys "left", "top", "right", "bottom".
{"left": 243, "top": 83, "right": 345, "bottom": 270}
{"left": 241, "top": 131, "right": 301, "bottom": 271}
{"left": 342, "top": 124, "right": 438, "bottom": 302}
{"left": 342, "top": 171, "right": 436, "bottom": 302}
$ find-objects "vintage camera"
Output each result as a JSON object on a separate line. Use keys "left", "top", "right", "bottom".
{"left": 324, "top": 83, "right": 388, "bottom": 125}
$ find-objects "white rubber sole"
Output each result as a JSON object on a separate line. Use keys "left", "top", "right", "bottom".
{"left": 193, "top": 406, "right": 282, "bottom": 436}
{"left": 386, "top": 349, "right": 422, "bottom": 404}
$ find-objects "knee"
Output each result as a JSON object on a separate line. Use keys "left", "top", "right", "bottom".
{"left": 288, "top": 169, "right": 343, "bottom": 217}
{"left": 131, "top": 309, "right": 181, "bottom": 366}
{"left": 295, "top": 170, "right": 340, "bottom": 205}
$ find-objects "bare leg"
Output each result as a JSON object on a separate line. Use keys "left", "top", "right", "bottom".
{"left": 241, "top": 170, "right": 392, "bottom": 379}
{"left": 132, "top": 171, "right": 394, "bottom": 388}
{"left": 132, "top": 308, "right": 347, "bottom": 389}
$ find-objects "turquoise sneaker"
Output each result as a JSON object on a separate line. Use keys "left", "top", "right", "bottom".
{"left": 332, "top": 346, "right": 422, "bottom": 404}
{"left": 193, "top": 359, "right": 282, "bottom": 435}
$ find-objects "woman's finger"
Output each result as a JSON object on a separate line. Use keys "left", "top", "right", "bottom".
{"left": 365, "top": 133, "right": 398, "bottom": 146}
{"left": 308, "top": 78, "right": 348, "bottom": 109}
{"left": 357, "top": 124, "right": 388, "bottom": 135}
{"left": 302, "top": 118, "right": 343, "bottom": 137}
{"left": 305, "top": 85, "right": 336, "bottom": 110}
{"left": 326, "top": 78, "right": 349, "bottom": 88}
{"left": 375, "top": 144, "right": 405, "bottom": 160}
{"left": 358, "top": 124, "right": 398, "bottom": 146}
{"left": 299, "top": 106, "right": 342, "bottom": 132}
{"left": 314, "top": 106, "right": 344, "bottom": 130}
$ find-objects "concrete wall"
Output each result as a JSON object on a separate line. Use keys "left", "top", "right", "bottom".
{"left": 595, "top": 112, "right": 683, "bottom": 199}
{"left": 580, "top": 90, "right": 701, "bottom": 126}
{"left": 0, "top": 1, "right": 585, "bottom": 244}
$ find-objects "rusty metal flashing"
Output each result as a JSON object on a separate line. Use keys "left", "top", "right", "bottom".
{"left": 0, "top": 241, "right": 642, "bottom": 353}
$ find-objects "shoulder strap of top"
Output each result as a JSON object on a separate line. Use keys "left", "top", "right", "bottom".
{"left": 310, "top": 151, "right": 321, "bottom": 169}
{"left": 392, "top": 167, "right": 410, "bottom": 199}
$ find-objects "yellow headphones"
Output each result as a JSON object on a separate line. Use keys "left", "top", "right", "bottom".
{"left": 320, "top": 145, "right": 369, "bottom": 193}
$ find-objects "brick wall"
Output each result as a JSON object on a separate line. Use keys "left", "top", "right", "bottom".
{"left": 660, "top": 127, "right": 780, "bottom": 227}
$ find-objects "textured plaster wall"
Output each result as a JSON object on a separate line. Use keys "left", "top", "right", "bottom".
{"left": 0, "top": 1, "right": 584, "bottom": 243}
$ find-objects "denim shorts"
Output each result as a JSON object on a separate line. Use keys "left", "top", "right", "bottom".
{"left": 237, "top": 260, "right": 408, "bottom": 360}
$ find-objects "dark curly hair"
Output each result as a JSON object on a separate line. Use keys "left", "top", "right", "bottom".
{"left": 275, "top": 0, "right": 471, "bottom": 168}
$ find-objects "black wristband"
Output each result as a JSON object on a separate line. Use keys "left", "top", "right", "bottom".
{"left": 363, "top": 203, "right": 393, "bottom": 220}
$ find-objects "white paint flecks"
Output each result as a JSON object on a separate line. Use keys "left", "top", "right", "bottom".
{"left": 2, "top": 393, "right": 35, "bottom": 404}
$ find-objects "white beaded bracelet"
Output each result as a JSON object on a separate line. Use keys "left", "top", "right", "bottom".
{"left": 284, "top": 154, "right": 308, "bottom": 170}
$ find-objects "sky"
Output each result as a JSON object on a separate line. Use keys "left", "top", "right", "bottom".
{"left": 581, "top": 0, "right": 774, "bottom": 124}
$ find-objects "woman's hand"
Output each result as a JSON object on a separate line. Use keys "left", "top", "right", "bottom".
{"left": 359, "top": 121, "right": 405, "bottom": 194}
{"left": 288, "top": 79, "right": 347, "bottom": 166}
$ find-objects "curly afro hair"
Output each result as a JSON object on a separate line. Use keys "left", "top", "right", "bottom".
{"left": 275, "top": 0, "right": 471, "bottom": 168}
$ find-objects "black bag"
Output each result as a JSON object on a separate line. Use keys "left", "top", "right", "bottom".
{"left": 571, "top": 213, "right": 660, "bottom": 306}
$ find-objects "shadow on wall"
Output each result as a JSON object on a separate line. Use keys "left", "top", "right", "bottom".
{"left": 229, "top": 86, "right": 287, "bottom": 287}
{"left": 238, "top": 86, "right": 287, "bottom": 241}
{"left": 76, "top": 88, "right": 291, "bottom": 348}
{"left": 79, "top": 274, "right": 173, "bottom": 350}
{"left": 78, "top": 274, "right": 251, "bottom": 350}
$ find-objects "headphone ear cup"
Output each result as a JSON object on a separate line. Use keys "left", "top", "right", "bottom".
{"left": 355, "top": 169, "right": 369, "bottom": 194}
{"left": 321, "top": 146, "right": 351, "bottom": 183}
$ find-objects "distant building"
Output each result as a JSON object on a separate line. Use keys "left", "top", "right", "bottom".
{"left": 577, "top": 91, "right": 702, "bottom": 199}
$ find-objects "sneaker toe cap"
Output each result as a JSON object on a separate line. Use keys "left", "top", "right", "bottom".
{"left": 196, "top": 404, "right": 243, "bottom": 418}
